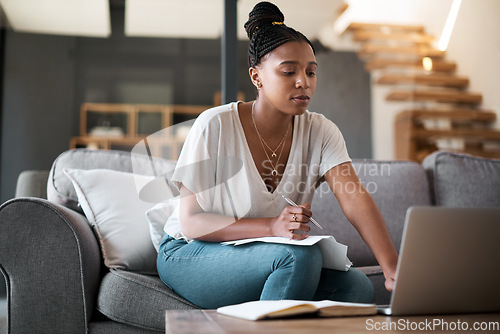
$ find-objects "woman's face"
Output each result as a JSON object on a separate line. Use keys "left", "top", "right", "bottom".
{"left": 250, "top": 40, "right": 317, "bottom": 116}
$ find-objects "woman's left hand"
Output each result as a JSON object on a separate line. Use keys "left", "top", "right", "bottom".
{"left": 385, "top": 274, "right": 396, "bottom": 292}
{"left": 384, "top": 266, "right": 397, "bottom": 292}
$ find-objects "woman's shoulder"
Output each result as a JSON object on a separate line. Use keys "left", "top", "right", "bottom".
{"left": 185, "top": 103, "right": 238, "bottom": 138}
{"left": 301, "top": 110, "right": 339, "bottom": 130}
{"left": 195, "top": 102, "right": 237, "bottom": 125}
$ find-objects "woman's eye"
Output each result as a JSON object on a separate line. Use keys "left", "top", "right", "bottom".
{"left": 307, "top": 71, "right": 316, "bottom": 77}
{"left": 283, "top": 71, "right": 295, "bottom": 76}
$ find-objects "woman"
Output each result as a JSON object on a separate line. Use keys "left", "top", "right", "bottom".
{"left": 157, "top": 1, "right": 398, "bottom": 309}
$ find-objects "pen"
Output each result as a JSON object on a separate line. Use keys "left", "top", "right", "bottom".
{"left": 281, "top": 195, "right": 323, "bottom": 230}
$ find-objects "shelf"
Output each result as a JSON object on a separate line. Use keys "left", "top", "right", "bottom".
{"left": 413, "top": 128, "right": 500, "bottom": 141}
{"left": 396, "top": 109, "right": 496, "bottom": 123}
{"left": 395, "top": 110, "right": 500, "bottom": 162}
{"left": 359, "top": 44, "right": 445, "bottom": 58}
{"left": 347, "top": 22, "right": 425, "bottom": 33}
{"left": 387, "top": 90, "right": 482, "bottom": 104}
{"left": 72, "top": 103, "right": 210, "bottom": 159}
{"left": 365, "top": 58, "right": 456, "bottom": 72}
{"left": 454, "top": 149, "right": 500, "bottom": 159}
{"left": 377, "top": 74, "right": 469, "bottom": 88}
{"left": 80, "top": 103, "right": 135, "bottom": 138}
{"left": 70, "top": 135, "right": 187, "bottom": 160}
{"left": 70, "top": 136, "right": 146, "bottom": 151}
{"left": 135, "top": 105, "right": 171, "bottom": 136}
{"left": 353, "top": 31, "right": 434, "bottom": 44}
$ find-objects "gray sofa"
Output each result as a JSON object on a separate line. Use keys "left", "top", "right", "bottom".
{"left": 1, "top": 148, "right": 499, "bottom": 333}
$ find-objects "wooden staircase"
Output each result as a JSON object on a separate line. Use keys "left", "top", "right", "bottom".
{"left": 347, "top": 22, "right": 500, "bottom": 162}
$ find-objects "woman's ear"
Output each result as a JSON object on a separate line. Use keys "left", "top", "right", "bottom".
{"left": 249, "top": 67, "right": 262, "bottom": 89}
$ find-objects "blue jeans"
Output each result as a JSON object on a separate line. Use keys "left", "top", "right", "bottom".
{"left": 157, "top": 235, "right": 374, "bottom": 309}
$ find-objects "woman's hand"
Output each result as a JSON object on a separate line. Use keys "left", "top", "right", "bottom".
{"left": 385, "top": 272, "right": 396, "bottom": 292}
{"left": 179, "top": 185, "right": 314, "bottom": 242}
{"left": 383, "top": 263, "right": 398, "bottom": 292}
{"left": 270, "top": 203, "right": 312, "bottom": 239}
{"left": 325, "top": 163, "right": 400, "bottom": 293}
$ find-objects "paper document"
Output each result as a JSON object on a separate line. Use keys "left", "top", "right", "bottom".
{"left": 222, "top": 235, "right": 352, "bottom": 271}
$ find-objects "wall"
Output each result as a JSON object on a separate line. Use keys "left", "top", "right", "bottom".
{"left": 0, "top": 7, "right": 371, "bottom": 203}
{"left": 0, "top": 7, "right": 252, "bottom": 203}
{"left": 0, "top": 33, "right": 77, "bottom": 202}
{"left": 72, "top": 7, "right": 255, "bottom": 136}
{"left": 446, "top": 0, "right": 500, "bottom": 128}
{"left": 325, "top": 0, "right": 454, "bottom": 52}
{"left": 309, "top": 51, "right": 372, "bottom": 158}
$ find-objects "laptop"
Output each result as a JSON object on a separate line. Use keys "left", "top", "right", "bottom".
{"left": 378, "top": 206, "right": 500, "bottom": 316}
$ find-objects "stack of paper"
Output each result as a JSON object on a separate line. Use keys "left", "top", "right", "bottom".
{"left": 222, "top": 235, "right": 352, "bottom": 271}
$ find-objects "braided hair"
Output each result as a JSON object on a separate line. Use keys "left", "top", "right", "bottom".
{"left": 244, "top": 1, "right": 315, "bottom": 68}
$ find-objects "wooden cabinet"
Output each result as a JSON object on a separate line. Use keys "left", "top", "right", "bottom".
{"left": 71, "top": 103, "right": 210, "bottom": 159}
{"left": 395, "top": 109, "right": 500, "bottom": 162}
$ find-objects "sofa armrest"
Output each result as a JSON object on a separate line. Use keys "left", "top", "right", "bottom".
{"left": 0, "top": 197, "right": 101, "bottom": 334}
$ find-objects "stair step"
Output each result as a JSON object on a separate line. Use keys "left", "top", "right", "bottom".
{"left": 359, "top": 44, "right": 445, "bottom": 58}
{"left": 377, "top": 74, "right": 469, "bottom": 88}
{"left": 353, "top": 31, "right": 434, "bottom": 44}
{"left": 397, "top": 109, "right": 497, "bottom": 123}
{"left": 365, "top": 58, "right": 457, "bottom": 72}
{"left": 347, "top": 22, "right": 425, "bottom": 33}
{"left": 387, "top": 90, "right": 482, "bottom": 104}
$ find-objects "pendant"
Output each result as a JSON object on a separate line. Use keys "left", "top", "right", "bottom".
{"left": 271, "top": 152, "right": 277, "bottom": 158}
{"left": 272, "top": 169, "right": 278, "bottom": 176}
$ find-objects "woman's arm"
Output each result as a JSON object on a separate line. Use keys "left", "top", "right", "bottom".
{"left": 324, "top": 162, "right": 398, "bottom": 291}
{"left": 178, "top": 185, "right": 312, "bottom": 242}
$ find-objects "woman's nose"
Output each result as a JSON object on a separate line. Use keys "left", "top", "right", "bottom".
{"left": 295, "top": 74, "right": 309, "bottom": 89}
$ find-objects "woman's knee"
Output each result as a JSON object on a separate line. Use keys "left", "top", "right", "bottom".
{"left": 260, "top": 244, "right": 323, "bottom": 300}
{"left": 315, "top": 267, "right": 374, "bottom": 303}
{"left": 345, "top": 268, "right": 374, "bottom": 303}
{"left": 275, "top": 244, "right": 323, "bottom": 272}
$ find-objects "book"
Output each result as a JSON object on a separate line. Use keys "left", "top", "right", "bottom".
{"left": 221, "top": 235, "right": 353, "bottom": 271}
{"left": 216, "top": 300, "right": 377, "bottom": 321}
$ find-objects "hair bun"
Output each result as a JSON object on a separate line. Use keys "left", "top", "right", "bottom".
{"left": 244, "top": 1, "right": 285, "bottom": 39}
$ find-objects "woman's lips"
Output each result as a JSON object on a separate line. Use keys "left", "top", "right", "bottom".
{"left": 292, "top": 95, "right": 310, "bottom": 104}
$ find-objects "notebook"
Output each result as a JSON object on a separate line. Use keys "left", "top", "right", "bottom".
{"left": 378, "top": 206, "right": 500, "bottom": 316}
{"left": 217, "top": 299, "right": 376, "bottom": 320}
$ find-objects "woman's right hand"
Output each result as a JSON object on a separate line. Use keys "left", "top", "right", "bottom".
{"left": 270, "top": 204, "right": 312, "bottom": 239}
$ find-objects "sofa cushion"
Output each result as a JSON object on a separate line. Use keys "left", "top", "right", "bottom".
{"left": 47, "top": 149, "right": 178, "bottom": 213}
{"left": 98, "top": 269, "right": 388, "bottom": 329}
{"left": 97, "top": 270, "right": 199, "bottom": 331}
{"left": 89, "top": 320, "right": 162, "bottom": 334}
{"left": 311, "top": 160, "right": 431, "bottom": 267}
{"left": 423, "top": 151, "right": 500, "bottom": 207}
{"left": 358, "top": 266, "right": 390, "bottom": 305}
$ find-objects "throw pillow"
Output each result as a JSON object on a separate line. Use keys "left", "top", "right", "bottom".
{"left": 423, "top": 151, "right": 500, "bottom": 206}
{"left": 64, "top": 168, "right": 158, "bottom": 274}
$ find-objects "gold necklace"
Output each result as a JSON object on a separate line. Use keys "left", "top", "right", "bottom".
{"left": 251, "top": 102, "right": 289, "bottom": 158}
{"left": 251, "top": 102, "right": 290, "bottom": 177}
